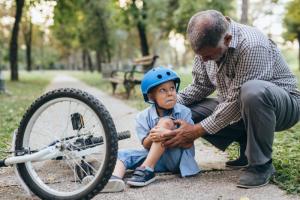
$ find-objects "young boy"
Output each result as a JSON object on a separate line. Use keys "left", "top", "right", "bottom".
{"left": 102, "top": 67, "right": 200, "bottom": 192}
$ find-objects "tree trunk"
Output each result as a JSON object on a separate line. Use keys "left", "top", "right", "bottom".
{"left": 96, "top": 51, "right": 102, "bottom": 73}
{"left": 241, "top": 0, "right": 248, "bottom": 24}
{"left": 137, "top": 21, "right": 149, "bottom": 56}
{"left": 133, "top": 0, "right": 149, "bottom": 56}
{"left": 82, "top": 49, "right": 87, "bottom": 71}
{"left": 298, "top": 33, "right": 300, "bottom": 71}
{"left": 24, "top": 21, "right": 32, "bottom": 71}
{"left": 86, "top": 50, "right": 93, "bottom": 72}
{"left": 95, "top": 10, "right": 111, "bottom": 62}
{"left": 10, "top": 0, "right": 25, "bottom": 81}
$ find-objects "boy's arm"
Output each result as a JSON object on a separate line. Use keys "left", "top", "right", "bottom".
{"left": 135, "top": 112, "right": 153, "bottom": 149}
{"left": 142, "top": 135, "right": 152, "bottom": 149}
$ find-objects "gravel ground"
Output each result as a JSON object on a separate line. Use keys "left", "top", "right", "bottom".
{"left": 0, "top": 75, "right": 299, "bottom": 200}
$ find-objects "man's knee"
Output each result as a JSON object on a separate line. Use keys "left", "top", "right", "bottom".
{"left": 157, "top": 118, "right": 175, "bottom": 130}
{"left": 240, "top": 80, "right": 273, "bottom": 107}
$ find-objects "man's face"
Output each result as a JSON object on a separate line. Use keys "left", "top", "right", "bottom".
{"left": 197, "top": 43, "right": 227, "bottom": 62}
{"left": 196, "top": 33, "right": 231, "bottom": 62}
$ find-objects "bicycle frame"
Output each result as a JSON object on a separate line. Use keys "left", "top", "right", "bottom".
{"left": 1, "top": 140, "right": 102, "bottom": 167}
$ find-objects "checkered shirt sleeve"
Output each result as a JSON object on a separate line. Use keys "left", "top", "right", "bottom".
{"left": 199, "top": 45, "right": 274, "bottom": 134}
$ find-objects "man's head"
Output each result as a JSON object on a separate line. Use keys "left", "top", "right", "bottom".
{"left": 141, "top": 67, "right": 180, "bottom": 109}
{"left": 187, "top": 10, "right": 232, "bottom": 62}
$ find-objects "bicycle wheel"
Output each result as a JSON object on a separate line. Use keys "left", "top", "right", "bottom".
{"left": 15, "top": 88, "right": 118, "bottom": 200}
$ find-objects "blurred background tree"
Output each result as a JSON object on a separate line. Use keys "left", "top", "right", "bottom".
{"left": 0, "top": 0, "right": 299, "bottom": 80}
{"left": 9, "top": 0, "right": 24, "bottom": 81}
{"left": 283, "top": 0, "right": 300, "bottom": 70}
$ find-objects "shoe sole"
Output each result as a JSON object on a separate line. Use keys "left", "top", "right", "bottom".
{"left": 101, "top": 179, "right": 125, "bottom": 193}
{"left": 236, "top": 179, "right": 270, "bottom": 189}
{"left": 127, "top": 177, "right": 156, "bottom": 187}
{"left": 225, "top": 164, "right": 249, "bottom": 169}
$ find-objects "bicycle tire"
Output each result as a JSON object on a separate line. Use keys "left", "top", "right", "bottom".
{"left": 15, "top": 88, "right": 118, "bottom": 200}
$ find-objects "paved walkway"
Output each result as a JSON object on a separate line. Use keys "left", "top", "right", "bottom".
{"left": 0, "top": 75, "right": 299, "bottom": 200}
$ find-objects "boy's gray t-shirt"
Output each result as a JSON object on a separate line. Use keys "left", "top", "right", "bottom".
{"left": 135, "top": 103, "right": 200, "bottom": 176}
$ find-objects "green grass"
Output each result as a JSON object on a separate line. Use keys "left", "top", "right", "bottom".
{"left": 273, "top": 124, "right": 300, "bottom": 193}
{"left": 73, "top": 68, "right": 300, "bottom": 194}
{"left": 0, "top": 71, "right": 53, "bottom": 159}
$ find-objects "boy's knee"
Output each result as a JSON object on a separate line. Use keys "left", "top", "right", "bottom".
{"left": 157, "top": 118, "right": 175, "bottom": 129}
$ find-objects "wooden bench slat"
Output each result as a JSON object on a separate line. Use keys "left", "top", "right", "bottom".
{"left": 107, "top": 77, "right": 123, "bottom": 84}
{"left": 107, "top": 55, "right": 158, "bottom": 98}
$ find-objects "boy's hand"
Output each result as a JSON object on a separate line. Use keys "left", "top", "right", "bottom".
{"left": 149, "top": 126, "right": 170, "bottom": 142}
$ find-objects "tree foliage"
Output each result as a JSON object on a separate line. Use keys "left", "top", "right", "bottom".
{"left": 283, "top": 0, "right": 300, "bottom": 70}
{"left": 283, "top": 0, "right": 300, "bottom": 41}
{"left": 172, "top": 0, "right": 235, "bottom": 34}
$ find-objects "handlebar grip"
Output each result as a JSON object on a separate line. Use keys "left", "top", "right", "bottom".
{"left": 90, "top": 131, "right": 131, "bottom": 144}
{"left": 117, "top": 130, "right": 131, "bottom": 141}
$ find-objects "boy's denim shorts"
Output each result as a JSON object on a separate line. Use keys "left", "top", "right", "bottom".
{"left": 118, "top": 148, "right": 183, "bottom": 173}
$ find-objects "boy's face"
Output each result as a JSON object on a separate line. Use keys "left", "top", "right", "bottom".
{"left": 149, "top": 81, "right": 177, "bottom": 110}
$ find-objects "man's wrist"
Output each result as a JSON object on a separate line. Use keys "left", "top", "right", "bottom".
{"left": 194, "top": 123, "right": 206, "bottom": 138}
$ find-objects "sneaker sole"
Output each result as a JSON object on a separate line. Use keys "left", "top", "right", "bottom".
{"left": 101, "top": 179, "right": 125, "bottom": 193}
{"left": 127, "top": 177, "right": 156, "bottom": 187}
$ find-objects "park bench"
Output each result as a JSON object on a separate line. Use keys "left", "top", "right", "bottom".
{"left": 107, "top": 55, "right": 159, "bottom": 99}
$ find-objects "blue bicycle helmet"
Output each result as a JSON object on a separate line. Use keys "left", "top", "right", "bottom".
{"left": 141, "top": 66, "right": 180, "bottom": 103}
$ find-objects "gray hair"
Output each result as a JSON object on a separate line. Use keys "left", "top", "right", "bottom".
{"left": 187, "top": 10, "right": 229, "bottom": 53}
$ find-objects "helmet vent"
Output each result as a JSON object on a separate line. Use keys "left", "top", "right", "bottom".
{"left": 166, "top": 72, "right": 171, "bottom": 76}
{"left": 157, "top": 74, "right": 162, "bottom": 79}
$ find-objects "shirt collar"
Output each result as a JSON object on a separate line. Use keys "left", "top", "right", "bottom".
{"left": 149, "top": 103, "right": 180, "bottom": 121}
{"left": 228, "top": 19, "right": 239, "bottom": 49}
{"left": 216, "top": 19, "right": 239, "bottom": 71}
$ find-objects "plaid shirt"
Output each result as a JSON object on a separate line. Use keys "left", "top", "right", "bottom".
{"left": 177, "top": 20, "right": 300, "bottom": 134}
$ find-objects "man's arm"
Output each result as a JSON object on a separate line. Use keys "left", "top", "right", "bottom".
{"left": 177, "top": 56, "right": 215, "bottom": 105}
{"left": 200, "top": 45, "right": 273, "bottom": 134}
{"left": 162, "top": 45, "right": 274, "bottom": 147}
{"left": 162, "top": 120, "right": 206, "bottom": 148}
{"left": 162, "top": 106, "right": 206, "bottom": 148}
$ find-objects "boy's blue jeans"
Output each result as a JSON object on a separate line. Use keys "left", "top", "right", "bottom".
{"left": 118, "top": 148, "right": 182, "bottom": 173}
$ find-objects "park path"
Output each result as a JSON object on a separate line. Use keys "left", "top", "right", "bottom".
{"left": 0, "top": 74, "right": 299, "bottom": 200}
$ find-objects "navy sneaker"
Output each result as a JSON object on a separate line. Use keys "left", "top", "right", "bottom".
{"left": 127, "top": 167, "right": 156, "bottom": 187}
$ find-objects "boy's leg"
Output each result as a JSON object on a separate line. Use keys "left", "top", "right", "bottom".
{"left": 127, "top": 118, "right": 175, "bottom": 187}
{"left": 103, "top": 149, "right": 148, "bottom": 192}
{"left": 141, "top": 118, "right": 175, "bottom": 169}
{"left": 102, "top": 160, "right": 126, "bottom": 193}
{"left": 102, "top": 160, "right": 126, "bottom": 192}
{"left": 112, "top": 160, "right": 126, "bottom": 178}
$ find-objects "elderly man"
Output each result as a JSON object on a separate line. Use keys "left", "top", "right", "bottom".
{"left": 158, "top": 10, "right": 300, "bottom": 188}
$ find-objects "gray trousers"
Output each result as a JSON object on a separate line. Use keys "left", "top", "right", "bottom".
{"left": 189, "top": 80, "right": 300, "bottom": 165}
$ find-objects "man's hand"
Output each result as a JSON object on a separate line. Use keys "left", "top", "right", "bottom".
{"left": 161, "top": 120, "right": 206, "bottom": 148}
